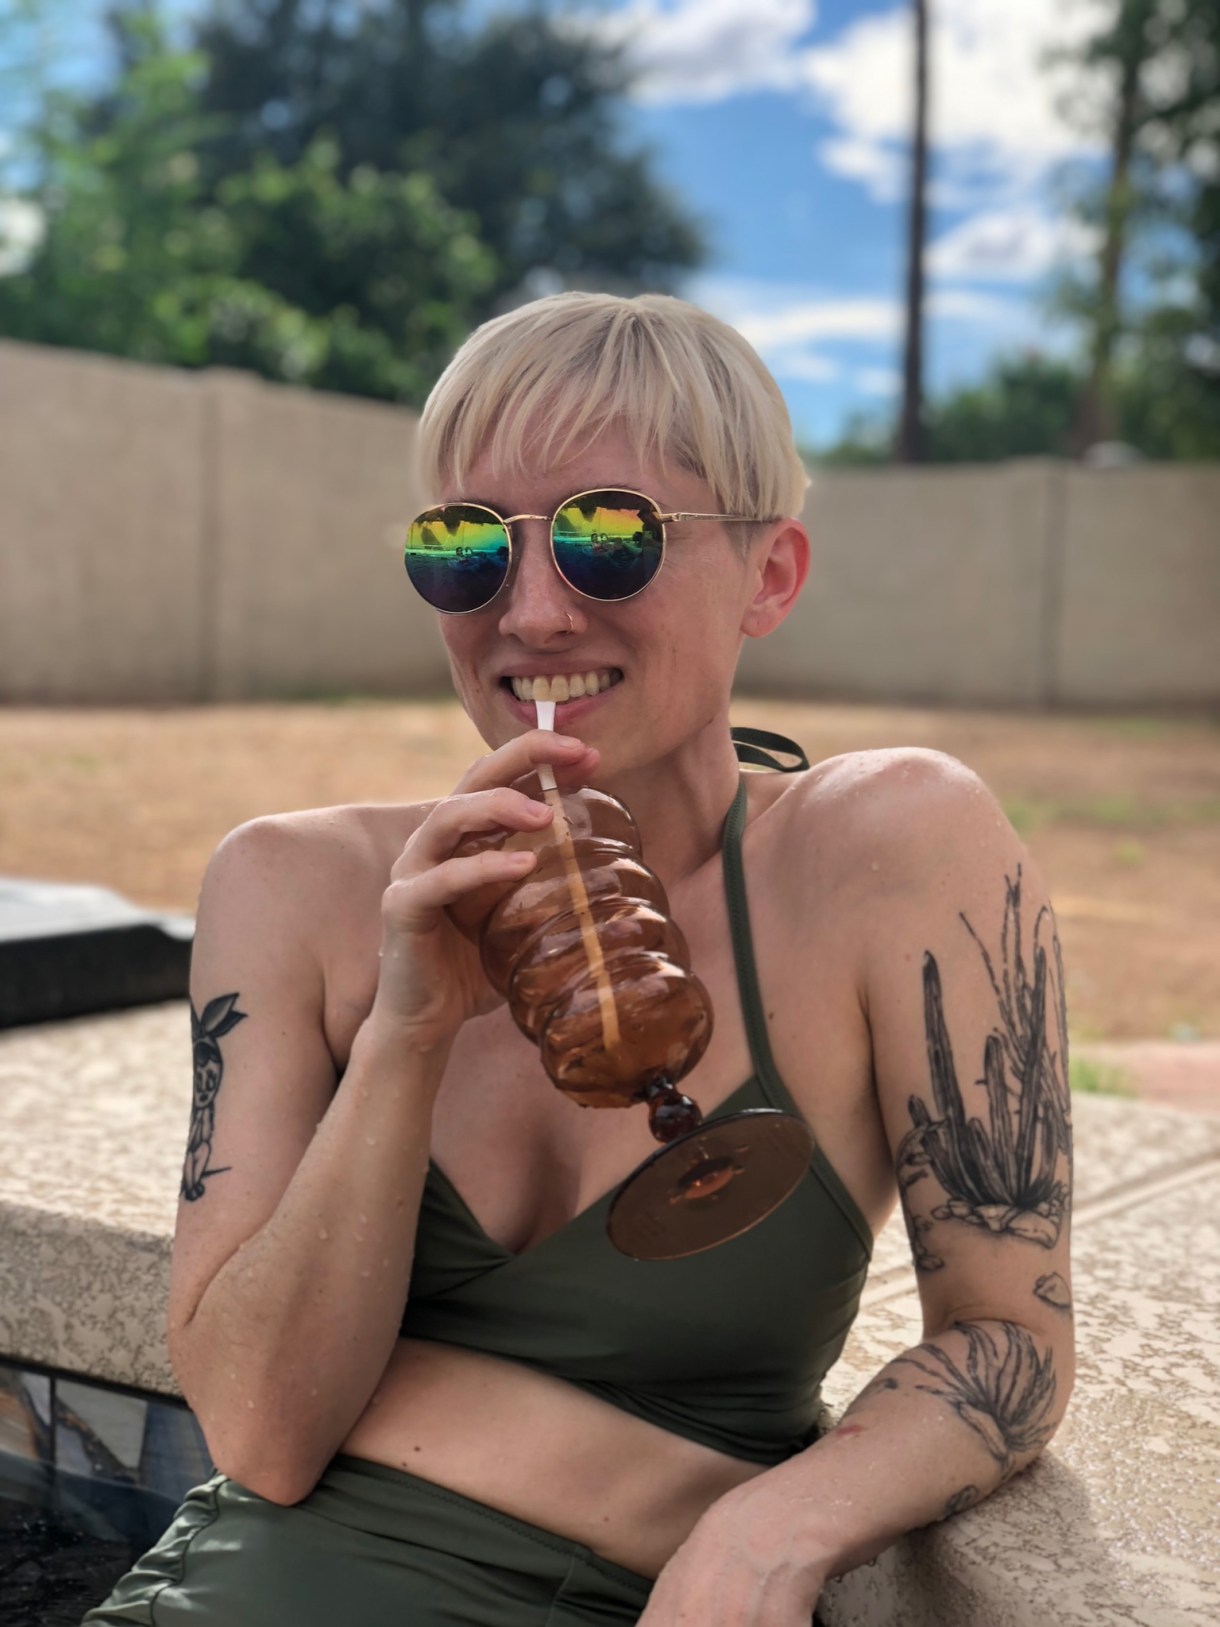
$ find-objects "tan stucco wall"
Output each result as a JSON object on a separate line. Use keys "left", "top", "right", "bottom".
{"left": 2, "top": 340, "right": 1217, "bottom": 708}
{"left": 0, "top": 343, "right": 209, "bottom": 702}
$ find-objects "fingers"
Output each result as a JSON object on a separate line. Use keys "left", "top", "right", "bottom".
{"left": 381, "top": 843, "right": 538, "bottom": 937}
{"left": 454, "top": 730, "right": 598, "bottom": 796}
{"left": 396, "top": 785, "right": 551, "bottom": 879}
{"left": 381, "top": 732, "right": 599, "bottom": 939}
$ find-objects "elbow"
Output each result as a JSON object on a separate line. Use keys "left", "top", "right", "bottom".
{"left": 206, "top": 1429, "right": 327, "bottom": 1507}
{"left": 179, "top": 1384, "right": 327, "bottom": 1508}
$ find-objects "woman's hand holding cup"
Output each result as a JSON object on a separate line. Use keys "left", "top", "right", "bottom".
{"left": 368, "top": 731, "right": 598, "bottom": 1052}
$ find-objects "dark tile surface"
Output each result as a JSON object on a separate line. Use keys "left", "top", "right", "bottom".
{"left": 0, "top": 1492, "right": 141, "bottom": 1627}
{"left": 0, "top": 1362, "right": 212, "bottom": 1624}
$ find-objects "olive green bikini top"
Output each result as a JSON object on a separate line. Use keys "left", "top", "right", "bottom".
{"left": 399, "top": 729, "right": 874, "bottom": 1466}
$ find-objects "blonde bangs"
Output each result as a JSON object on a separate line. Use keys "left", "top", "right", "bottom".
{"left": 416, "top": 292, "right": 810, "bottom": 530}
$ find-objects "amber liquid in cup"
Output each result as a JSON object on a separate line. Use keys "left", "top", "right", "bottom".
{"left": 447, "top": 783, "right": 811, "bottom": 1259}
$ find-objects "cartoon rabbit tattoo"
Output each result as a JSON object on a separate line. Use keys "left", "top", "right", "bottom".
{"left": 181, "top": 993, "right": 246, "bottom": 1202}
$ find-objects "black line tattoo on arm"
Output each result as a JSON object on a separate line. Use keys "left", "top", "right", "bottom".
{"left": 1034, "top": 1271, "right": 1072, "bottom": 1312}
{"left": 181, "top": 993, "right": 246, "bottom": 1202}
{"left": 895, "top": 1320, "right": 1057, "bottom": 1477}
{"left": 940, "top": 1486, "right": 981, "bottom": 1520}
{"left": 896, "top": 866, "right": 1071, "bottom": 1270}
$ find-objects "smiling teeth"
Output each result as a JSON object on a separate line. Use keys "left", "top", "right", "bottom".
{"left": 510, "top": 670, "right": 622, "bottom": 702}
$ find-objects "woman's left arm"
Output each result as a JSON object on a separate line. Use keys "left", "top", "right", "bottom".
{"left": 639, "top": 751, "right": 1076, "bottom": 1623}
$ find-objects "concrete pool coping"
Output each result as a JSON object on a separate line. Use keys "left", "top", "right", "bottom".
{"left": 1, "top": 1002, "right": 1218, "bottom": 1624}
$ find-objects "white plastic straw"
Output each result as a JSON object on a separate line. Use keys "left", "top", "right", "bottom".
{"left": 534, "top": 698, "right": 558, "bottom": 792}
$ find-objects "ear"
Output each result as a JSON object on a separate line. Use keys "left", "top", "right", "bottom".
{"left": 739, "top": 519, "right": 810, "bottom": 640}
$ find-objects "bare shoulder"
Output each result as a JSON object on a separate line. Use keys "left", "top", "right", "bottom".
{"left": 784, "top": 746, "right": 1008, "bottom": 876}
{"left": 204, "top": 799, "right": 438, "bottom": 915}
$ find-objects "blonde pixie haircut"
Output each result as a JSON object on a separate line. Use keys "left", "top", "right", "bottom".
{"left": 417, "top": 292, "right": 810, "bottom": 550}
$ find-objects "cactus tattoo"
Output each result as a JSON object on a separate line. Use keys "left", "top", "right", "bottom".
{"left": 897, "top": 866, "right": 1070, "bottom": 1269}
{"left": 181, "top": 993, "right": 246, "bottom": 1202}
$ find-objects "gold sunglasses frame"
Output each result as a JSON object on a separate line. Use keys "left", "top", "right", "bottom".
{"left": 406, "top": 486, "right": 769, "bottom": 615}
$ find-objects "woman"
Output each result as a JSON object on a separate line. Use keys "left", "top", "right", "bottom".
{"left": 84, "top": 292, "right": 1075, "bottom": 1625}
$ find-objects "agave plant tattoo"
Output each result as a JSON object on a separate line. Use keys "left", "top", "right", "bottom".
{"left": 897, "top": 866, "right": 1070, "bottom": 1268}
{"left": 896, "top": 1321, "right": 1057, "bottom": 1476}
{"left": 181, "top": 993, "right": 246, "bottom": 1202}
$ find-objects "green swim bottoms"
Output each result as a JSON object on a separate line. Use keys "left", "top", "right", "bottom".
{"left": 80, "top": 1452, "right": 655, "bottom": 1626}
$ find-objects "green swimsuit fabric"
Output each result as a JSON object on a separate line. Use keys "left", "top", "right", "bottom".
{"left": 400, "top": 729, "right": 874, "bottom": 1466}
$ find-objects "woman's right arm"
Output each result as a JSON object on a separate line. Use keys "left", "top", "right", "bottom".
{"left": 167, "top": 732, "right": 596, "bottom": 1506}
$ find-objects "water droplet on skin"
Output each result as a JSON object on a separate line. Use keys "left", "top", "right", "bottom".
{"left": 361, "top": 1269, "right": 371, "bottom": 1278}
{"left": 246, "top": 1399, "right": 255, "bottom": 1409}
{"left": 310, "top": 1388, "right": 318, "bottom": 1398}
{"left": 870, "top": 862, "right": 881, "bottom": 872}
{"left": 359, "top": 1214, "right": 368, "bottom": 1225}
{"left": 318, "top": 1227, "right": 329, "bottom": 1240}
{"left": 366, "top": 1136, "right": 378, "bottom": 1146}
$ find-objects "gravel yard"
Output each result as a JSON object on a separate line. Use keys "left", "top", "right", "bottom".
{"left": 1, "top": 697, "right": 1217, "bottom": 1045}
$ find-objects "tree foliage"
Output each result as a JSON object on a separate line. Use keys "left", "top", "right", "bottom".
{"left": 188, "top": 0, "right": 704, "bottom": 309}
{"left": 0, "top": 0, "right": 705, "bottom": 402}
{"left": 816, "top": 346, "right": 1220, "bottom": 465}
{"left": 1054, "top": 0, "right": 1220, "bottom": 455}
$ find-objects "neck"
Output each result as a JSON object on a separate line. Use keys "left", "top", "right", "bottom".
{"left": 593, "top": 715, "right": 742, "bottom": 894}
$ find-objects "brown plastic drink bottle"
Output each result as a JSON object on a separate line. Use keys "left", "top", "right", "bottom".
{"left": 446, "top": 783, "right": 713, "bottom": 1141}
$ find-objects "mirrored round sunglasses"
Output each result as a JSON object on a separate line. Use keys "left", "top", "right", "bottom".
{"left": 404, "top": 487, "right": 767, "bottom": 615}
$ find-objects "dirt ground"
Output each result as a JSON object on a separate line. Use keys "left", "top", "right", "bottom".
{"left": 1, "top": 697, "right": 1218, "bottom": 1047}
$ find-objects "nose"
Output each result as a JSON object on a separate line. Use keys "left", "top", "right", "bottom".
{"left": 496, "top": 521, "right": 585, "bottom": 644}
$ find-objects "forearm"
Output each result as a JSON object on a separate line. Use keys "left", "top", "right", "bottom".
{"left": 170, "top": 1016, "right": 449, "bottom": 1500}
{"left": 704, "top": 1317, "right": 1072, "bottom": 1589}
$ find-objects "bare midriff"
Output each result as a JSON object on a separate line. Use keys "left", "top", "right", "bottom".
{"left": 337, "top": 1338, "right": 767, "bottom": 1578}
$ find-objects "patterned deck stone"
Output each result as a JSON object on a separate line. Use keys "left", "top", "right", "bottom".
{"left": 2, "top": 1004, "right": 1219, "bottom": 1623}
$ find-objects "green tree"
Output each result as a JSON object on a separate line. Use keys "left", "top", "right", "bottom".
{"left": 818, "top": 355, "right": 1082, "bottom": 466}
{"left": 0, "top": 11, "right": 496, "bottom": 400}
{"left": 187, "top": 0, "right": 706, "bottom": 307}
{"left": 817, "top": 347, "right": 1220, "bottom": 465}
{"left": 1053, "top": 0, "right": 1219, "bottom": 454}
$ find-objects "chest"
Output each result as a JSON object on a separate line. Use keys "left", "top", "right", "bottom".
{"left": 325, "top": 795, "right": 893, "bottom": 1254}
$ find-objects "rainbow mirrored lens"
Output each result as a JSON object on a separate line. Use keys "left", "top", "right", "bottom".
{"left": 552, "top": 492, "right": 663, "bottom": 600}
{"left": 404, "top": 490, "right": 665, "bottom": 613}
{"left": 405, "top": 504, "right": 511, "bottom": 612}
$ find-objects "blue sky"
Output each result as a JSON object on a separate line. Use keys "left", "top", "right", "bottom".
{"left": 2, "top": 0, "right": 1108, "bottom": 445}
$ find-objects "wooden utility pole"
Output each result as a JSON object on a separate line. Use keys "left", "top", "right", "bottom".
{"left": 896, "top": 0, "right": 929, "bottom": 463}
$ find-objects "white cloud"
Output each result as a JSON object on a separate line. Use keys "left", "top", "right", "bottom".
{"left": 0, "top": 198, "right": 44, "bottom": 275}
{"left": 766, "top": 349, "right": 841, "bottom": 383}
{"left": 571, "top": 0, "right": 817, "bottom": 104}
{"left": 733, "top": 296, "right": 901, "bottom": 349}
{"left": 584, "top": 0, "right": 1110, "bottom": 205}
{"left": 855, "top": 366, "right": 901, "bottom": 397}
{"left": 802, "top": 0, "right": 1110, "bottom": 204}
{"left": 928, "top": 207, "right": 1099, "bottom": 282}
{"left": 818, "top": 134, "right": 906, "bottom": 204}
{"left": 689, "top": 274, "right": 1026, "bottom": 372}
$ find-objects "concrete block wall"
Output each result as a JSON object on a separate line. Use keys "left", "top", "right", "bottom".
{"left": 0, "top": 343, "right": 209, "bottom": 703}
{"left": 1, "top": 340, "right": 1217, "bottom": 708}
{"left": 0, "top": 342, "right": 451, "bottom": 704}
